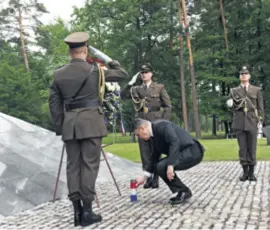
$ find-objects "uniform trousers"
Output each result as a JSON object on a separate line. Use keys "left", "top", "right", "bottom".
{"left": 65, "top": 138, "right": 102, "bottom": 201}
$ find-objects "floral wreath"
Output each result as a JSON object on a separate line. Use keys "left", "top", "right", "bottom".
{"left": 87, "top": 57, "right": 125, "bottom": 135}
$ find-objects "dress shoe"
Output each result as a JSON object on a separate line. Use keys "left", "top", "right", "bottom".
{"left": 143, "top": 177, "right": 152, "bottom": 189}
{"left": 151, "top": 174, "right": 159, "bottom": 189}
{"left": 169, "top": 189, "right": 192, "bottom": 205}
{"left": 248, "top": 165, "right": 257, "bottom": 181}
{"left": 170, "top": 192, "right": 181, "bottom": 202}
{"left": 81, "top": 201, "right": 102, "bottom": 227}
{"left": 239, "top": 165, "right": 249, "bottom": 182}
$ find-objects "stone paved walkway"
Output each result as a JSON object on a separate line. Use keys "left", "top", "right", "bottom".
{"left": 0, "top": 161, "right": 270, "bottom": 229}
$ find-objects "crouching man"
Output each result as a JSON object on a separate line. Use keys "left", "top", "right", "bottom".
{"left": 135, "top": 119, "right": 205, "bottom": 205}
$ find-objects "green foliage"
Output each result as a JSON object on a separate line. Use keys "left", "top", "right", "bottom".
{"left": 0, "top": 0, "right": 270, "bottom": 133}
{"left": 0, "top": 52, "right": 43, "bottom": 123}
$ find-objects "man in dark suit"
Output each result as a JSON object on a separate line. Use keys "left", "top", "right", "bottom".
{"left": 134, "top": 119, "right": 204, "bottom": 205}
{"left": 121, "top": 63, "right": 172, "bottom": 189}
{"left": 49, "top": 32, "right": 128, "bottom": 226}
{"left": 227, "top": 65, "right": 264, "bottom": 181}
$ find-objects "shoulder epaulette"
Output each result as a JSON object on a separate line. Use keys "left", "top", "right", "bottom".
{"left": 55, "top": 65, "right": 65, "bottom": 70}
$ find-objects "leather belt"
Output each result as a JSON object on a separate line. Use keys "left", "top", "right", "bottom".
{"left": 237, "top": 108, "right": 255, "bottom": 112}
{"left": 65, "top": 99, "right": 100, "bottom": 112}
{"left": 139, "top": 107, "right": 161, "bottom": 112}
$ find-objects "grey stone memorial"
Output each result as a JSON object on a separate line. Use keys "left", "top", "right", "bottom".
{"left": 262, "top": 126, "right": 270, "bottom": 145}
{"left": 0, "top": 112, "right": 140, "bottom": 218}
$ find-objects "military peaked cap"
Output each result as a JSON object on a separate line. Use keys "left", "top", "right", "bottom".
{"left": 64, "top": 32, "right": 89, "bottom": 49}
{"left": 140, "top": 63, "right": 154, "bottom": 72}
{"left": 239, "top": 65, "right": 250, "bottom": 74}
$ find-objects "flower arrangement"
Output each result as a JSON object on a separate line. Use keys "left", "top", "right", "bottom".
{"left": 87, "top": 57, "right": 125, "bottom": 132}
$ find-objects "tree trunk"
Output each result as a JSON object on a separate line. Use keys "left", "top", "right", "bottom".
{"left": 18, "top": 8, "right": 30, "bottom": 72}
{"left": 178, "top": 0, "right": 189, "bottom": 131}
{"left": 224, "top": 120, "right": 229, "bottom": 137}
{"left": 188, "top": 112, "right": 193, "bottom": 132}
{"left": 205, "top": 115, "right": 209, "bottom": 133}
{"left": 133, "top": 16, "right": 142, "bottom": 73}
{"left": 219, "top": 0, "right": 229, "bottom": 52}
{"left": 181, "top": 0, "right": 201, "bottom": 139}
{"left": 170, "top": 0, "right": 174, "bottom": 49}
{"left": 212, "top": 115, "right": 217, "bottom": 136}
{"left": 257, "top": 0, "right": 262, "bottom": 50}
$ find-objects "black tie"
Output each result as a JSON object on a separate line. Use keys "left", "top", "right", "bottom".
{"left": 244, "top": 86, "right": 247, "bottom": 93}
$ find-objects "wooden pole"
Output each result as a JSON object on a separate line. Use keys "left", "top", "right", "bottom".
{"left": 18, "top": 8, "right": 30, "bottom": 72}
{"left": 178, "top": 0, "right": 189, "bottom": 131}
{"left": 181, "top": 0, "right": 201, "bottom": 138}
{"left": 219, "top": 0, "right": 229, "bottom": 51}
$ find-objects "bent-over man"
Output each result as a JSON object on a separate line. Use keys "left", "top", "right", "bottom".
{"left": 121, "top": 63, "right": 172, "bottom": 189}
{"left": 135, "top": 119, "right": 204, "bottom": 205}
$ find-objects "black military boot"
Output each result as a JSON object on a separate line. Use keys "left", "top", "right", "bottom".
{"left": 151, "top": 173, "right": 159, "bottom": 189}
{"left": 239, "top": 165, "right": 249, "bottom": 181}
{"left": 81, "top": 201, "right": 102, "bottom": 227}
{"left": 143, "top": 177, "right": 153, "bottom": 189}
{"left": 72, "top": 200, "right": 82, "bottom": 226}
{"left": 248, "top": 165, "right": 257, "bottom": 181}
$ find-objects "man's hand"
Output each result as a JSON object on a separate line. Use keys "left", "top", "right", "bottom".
{"left": 167, "top": 165, "right": 175, "bottom": 181}
{"left": 136, "top": 176, "right": 146, "bottom": 187}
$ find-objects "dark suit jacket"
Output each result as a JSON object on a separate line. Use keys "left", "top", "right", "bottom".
{"left": 145, "top": 120, "right": 204, "bottom": 173}
{"left": 49, "top": 58, "right": 128, "bottom": 140}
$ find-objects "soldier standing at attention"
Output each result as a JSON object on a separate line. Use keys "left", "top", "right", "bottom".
{"left": 227, "top": 65, "right": 264, "bottom": 182}
{"left": 122, "top": 63, "right": 172, "bottom": 189}
{"left": 49, "top": 32, "right": 128, "bottom": 227}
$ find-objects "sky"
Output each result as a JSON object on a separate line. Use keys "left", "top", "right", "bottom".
{"left": 39, "top": 0, "right": 86, "bottom": 24}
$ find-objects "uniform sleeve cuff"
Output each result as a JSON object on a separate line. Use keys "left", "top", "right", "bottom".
{"left": 143, "top": 171, "right": 152, "bottom": 178}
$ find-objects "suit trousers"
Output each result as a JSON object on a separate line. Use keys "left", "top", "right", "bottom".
{"left": 235, "top": 129, "right": 257, "bottom": 166}
{"left": 65, "top": 137, "right": 102, "bottom": 201}
{"left": 155, "top": 142, "right": 203, "bottom": 193}
{"left": 138, "top": 138, "right": 153, "bottom": 171}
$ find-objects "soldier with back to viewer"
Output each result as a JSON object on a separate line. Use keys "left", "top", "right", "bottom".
{"left": 49, "top": 32, "right": 128, "bottom": 227}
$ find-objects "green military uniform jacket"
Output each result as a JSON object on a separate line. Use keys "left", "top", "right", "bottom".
{"left": 122, "top": 81, "right": 172, "bottom": 121}
{"left": 229, "top": 84, "right": 264, "bottom": 131}
{"left": 49, "top": 58, "right": 128, "bottom": 141}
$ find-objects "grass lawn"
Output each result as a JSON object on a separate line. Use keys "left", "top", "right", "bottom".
{"left": 103, "top": 138, "right": 270, "bottom": 162}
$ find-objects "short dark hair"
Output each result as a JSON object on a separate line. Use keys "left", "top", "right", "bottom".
{"left": 134, "top": 118, "right": 149, "bottom": 130}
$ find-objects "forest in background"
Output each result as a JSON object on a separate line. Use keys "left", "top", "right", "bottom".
{"left": 0, "top": 0, "right": 269, "bottom": 138}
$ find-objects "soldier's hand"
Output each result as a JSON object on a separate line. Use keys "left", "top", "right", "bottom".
{"left": 108, "top": 60, "right": 120, "bottom": 68}
{"left": 128, "top": 72, "right": 141, "bottom": 86}
{"left": 226, "top": 99, "right": 233, "bottom": 108}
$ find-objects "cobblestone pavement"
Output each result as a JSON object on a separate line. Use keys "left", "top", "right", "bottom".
{"left": 0, "top": 161, "right": 270, "bottom": 229}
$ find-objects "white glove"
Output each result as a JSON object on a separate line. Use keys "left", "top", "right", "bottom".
{"left": 106, "top": 82, "right": 115, "bottom": 92}
{"left": 226, "top": 99, "right": 233, "bottom": 108}
{"left": 128, "top": 72, "right": 141, "bottom": 86}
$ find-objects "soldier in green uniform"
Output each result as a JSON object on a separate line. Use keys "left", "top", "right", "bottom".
{"left": 227, "top": 65, "right": 264, "bottom": 182}
{"left": 122, "top": 63, "right": 172, "bottom": 188}
{"left": 49, "top": 32, "right": 128, "bottom": 227}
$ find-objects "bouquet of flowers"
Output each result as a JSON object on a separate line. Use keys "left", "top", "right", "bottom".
{"left": 87, "top": 57, "right": 125, "bottom": 132}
